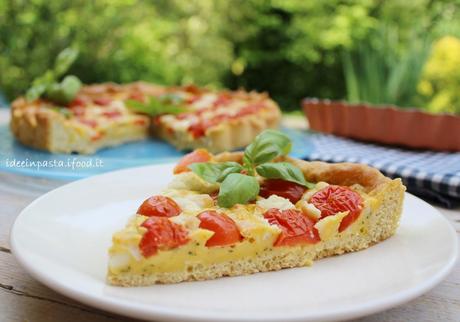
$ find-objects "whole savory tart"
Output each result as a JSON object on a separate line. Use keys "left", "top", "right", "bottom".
{"left": 108, "top": 130, "right": 406, "bottom": 286}
{"left": 10, "top": 50, "right": 280, "bottom": 154}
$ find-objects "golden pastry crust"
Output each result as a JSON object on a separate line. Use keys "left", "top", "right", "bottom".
{"left": 108, "top": 154, "right": 405, "bottom": 286}
{"left": 10, "top": 99, "right": 52, "bottom": 151}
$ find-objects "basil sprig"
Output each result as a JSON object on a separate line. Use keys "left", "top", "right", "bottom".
{"left": 26, "top": 48, "right": 82, "bottom": 104}
{"left": 256, "top": 162, "right": 315, "bottom": 189}
{"left": 188, "top": 129, "right": 315, "bottom": 208}
{"left": 188, "top": 162, "right": 243, "bottom": 183}
{"left": 45, "top": 75, "right": 82, "bottom": 105}
{"left": 243, "top": 129, "right": 292, "bottom": 169}
{"left": 125, "top": 96, "right": 185, "bottom": 116}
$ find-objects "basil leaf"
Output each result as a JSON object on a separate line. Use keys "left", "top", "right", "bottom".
{"left": 45, "top": 75, "right": 82, "bottom": 105}
{"left": 189, "top": 162, "right": 243, "bottom": 183}
{"left": 243, "top": 130, "right": 292, "bottom": 167}
{"left": 125, "top": 99, "right": 151, "bottom": 114}
{"left": 125, "top": 96, "right": 185, "bottom": 116}
{"left": 25, "top": 71, "right": 55, "bottom": 101}
{"left": 256, "top": 162, "right": 315, "bottom": 189}
{"left": 26, "top": 83, "right": 48, "bottom": 101}
{"left": 54, "top": 48, "right": 79, "bottom": 77}
{"left": 218, "top": 173, "right": 260, "bottom": 208}
{"left": 26, "top": 47, "right": 79, "bottom": 102}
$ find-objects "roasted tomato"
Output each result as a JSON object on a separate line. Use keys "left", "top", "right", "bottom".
{"left": 187, "top": 115, "right": 226, "bottom": 138}
{"left": 188, "top": 121, "right": 208, "bottom": 138}
{"left": 173, "top": 149, "right": 212, "bottom": 174}
{"left": 78, "top": 118, "right": 98, "bottom": 128}
{"left": 235, "top": 102, "right": 265, "bottom": 117}
{"left": 102, "top": 110, "right": 122, "bottom": 118}
{"left": 187, "top": 104, "right": 264, "bottom": 138}
{"left": 264, "top": 208, "right": 320, "bottom": 246}
{"left": 137, "top": 195, "right": 181, "bottom": 217}
{"left": 259, "top": 179, "right": 307, "bottom": 203}
{"left": 198, "top": 210, "right": 242, "bottom": 247}
{"left": 93, "top": 97, "right": 112, "bottom": 106}
{"left": 68, "top": 96, "right": 87, "bottom": 108}
{"left": 212, "top": 93, "right": 232, "bottom": 107}
{"left": 309, "top": 185, "right": 363, "bottom": 232}
{"left": 128, "top": 91, "right": 145, "bottom": 102}
{"left": 139, "top": 217, "right": 189, "bottom": 257}
{"left": 183, "top": 84, "right": 202, "bottom": 95}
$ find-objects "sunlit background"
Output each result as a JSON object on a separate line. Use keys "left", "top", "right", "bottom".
{"left": 1, "top": 0, "right": 459, "bottom": 113}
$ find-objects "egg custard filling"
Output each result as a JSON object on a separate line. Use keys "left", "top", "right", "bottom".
{"left": 107, "top": 130, "right": 405, "bottom": 286}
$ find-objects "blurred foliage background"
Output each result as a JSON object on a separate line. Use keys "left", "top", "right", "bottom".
{"left": 1, "top": 0, "right": 460, "bottom": 113}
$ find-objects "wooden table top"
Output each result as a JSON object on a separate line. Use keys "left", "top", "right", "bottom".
{"left": 0, "top": 109, "right": 459, "bottom": 322}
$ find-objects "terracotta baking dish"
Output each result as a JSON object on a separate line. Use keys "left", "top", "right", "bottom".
{"left": 302, "top": 98, "right": 460, "bottom": 151}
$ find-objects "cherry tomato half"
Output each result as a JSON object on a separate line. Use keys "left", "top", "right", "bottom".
{"left": 173, "top": 149, "right": 213, "bottom": 174}
{"left": 259, "top": 179, "right": 307, "bottom": 203}
{"left": 78, "top": 118, "right": 98, "bottom": 128}
{"left": 188, "top": 115, "right": 226, "bottom": 138}
{"left": 68, "top": 96, "right": 87, "bottom": 108}
{"left": 198, "top": 210, "right": 242, "bottom": 247}
{"left": 309, "top": 185, "right": 363, "bottom": 232}
{"left": 102, "top": 110, "right": 122, "bottom": 118}
{"left": 137, "top": 195, "right": 182, "bottom": 217}
{"left": 139, "top": 217, "right": 189, "bottom": 257}
{"left": 128, "top": 91, "right": 145, "bottom": 102}
{"left": 93, "top": 97, "right": 112, "bottom": 106}
{"left": 264, "top": 208, "right": 320, "bottom": 246}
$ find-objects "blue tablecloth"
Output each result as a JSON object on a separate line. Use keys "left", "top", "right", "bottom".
{"left": 0, "top": 126, "right": 313, "bottom": 181}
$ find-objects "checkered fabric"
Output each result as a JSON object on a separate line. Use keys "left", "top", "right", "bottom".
{"left": 303, "top": 133, "right": 460, "bottom": 200}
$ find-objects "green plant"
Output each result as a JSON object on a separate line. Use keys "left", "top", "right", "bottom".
{"left": 222, "top": 0, "right": 378, "bottom": 108}
{"left": 1, "top": 0, "right": 460, "bottom": 111}
{"left": 0, "top": 0, "right": 233, "bottom": 101}
{"left": 342, "top": 25, "right": 431, "bottom": 108}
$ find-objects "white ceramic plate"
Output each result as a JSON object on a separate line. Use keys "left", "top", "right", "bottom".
{"left": 11, "top": 164, "right": 458, "bottom": 322}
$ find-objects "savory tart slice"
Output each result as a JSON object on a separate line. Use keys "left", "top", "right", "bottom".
{"left": 10, "top": 82, "right": 158, "bottom": 154}
{"left": 107, "top": 130, "right": 405, "bottom": 286}
{"left": 11, "top": 49, "right": 281, "bottom": 154}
